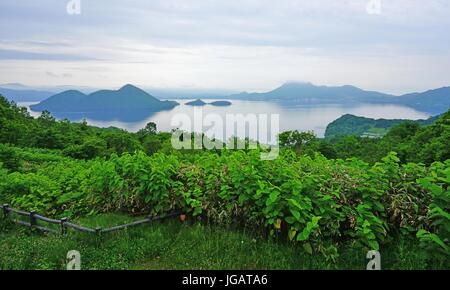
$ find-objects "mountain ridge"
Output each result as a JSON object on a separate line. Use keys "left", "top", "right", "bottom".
{"left": 226, "top": 82, "right": 449, "bottom": 114}
{"left": 0, "top": 87, "right": 55, "bottom": 102}
{"left": 3, "top": 82, "right": 449, "bottom": 115}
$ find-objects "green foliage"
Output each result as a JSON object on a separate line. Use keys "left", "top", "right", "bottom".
{"left": 324, "top": 110, "right": 450, "bottom": 165}
{"left": 142, "top": 135, "right": 163, "bottom": 156}
{"left": 0, "top": 96, "right": 162, "bottom": 158}
{"left": 325, "top": 113, "right": 438, "bottom": 139}
{"left": 63, "top": 136, "right": 107, "bottom": 159}
{"left": 0, "top": 144, "right": 21, "bottom": 171}
{"left": 0, "top": 172, "right": 61, "bottom": 214}
{"left": 2, "top": 215, "right": 445, "bottom": 270}
{"left": 137, "top": 122, "right": 157, "bottom": 140}
{"left": 0, "top": 94, "right": 449, "bottom": 264}
{"left": 1, "top": 147, "right": 448, "bottom": 261}
{"left": 279, "top": 130, "right": 315, "bottom": 153}
{"left": 416, "top": 161, "right": 450, "bottom": 256}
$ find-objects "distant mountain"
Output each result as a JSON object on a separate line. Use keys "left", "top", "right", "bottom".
{"left": 1, "top": 83, "right": 237, "bottom": 99}
{"left": 1, "top": 83, "right": 99, "bottom": 94}
{"left": 30, "top": 84, "right": 179, "bottom": 112}
{"left": 6, "top": 81, "right": 450, "bottom": 115}
{"left": 228, "top": 82, "right": 393, "bottom": 102}
{"left": 227, "top": 82, "right": 450, "bottom": 115}
{"left": 0, "top": 87, "right": 55, "bottom": 102}
{"left": 395, "top": 87, "right": 450, "bottom": 115}
{"left": 324, "top": 114, "right": 440, "bottom": 139}
{"left": 0, "top": 83, "right": 32, "bottom": 90}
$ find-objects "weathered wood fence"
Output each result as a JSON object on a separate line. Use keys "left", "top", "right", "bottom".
{"left": 0, "top": 204, "right": 181, "bottom": 235}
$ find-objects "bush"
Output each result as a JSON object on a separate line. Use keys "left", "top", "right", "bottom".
{"left": 0, "top": 144, "right": 21, "bottom": 171}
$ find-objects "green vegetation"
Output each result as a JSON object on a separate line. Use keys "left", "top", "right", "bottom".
{"left": 0, "top": 96, "right": 172, "bottom": 158}
{"left": 324, "top": 114, "right": 439, "bottom": 139}
{"left": 0, "top": 215, "right": 444, "bottom": 270}
{"left": 0, "top": 95, "right": 449, "bottom": 269}
{"left": 281, "top": 112, "right": 448, "bottom": 165}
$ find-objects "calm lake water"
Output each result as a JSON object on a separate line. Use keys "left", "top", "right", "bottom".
{"left": 19, "top": 100, "right": 430, "bottom": 139}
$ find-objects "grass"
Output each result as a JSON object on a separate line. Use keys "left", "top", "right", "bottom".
{"left": 0, "top": 214, "right": 447, "bottom": 270}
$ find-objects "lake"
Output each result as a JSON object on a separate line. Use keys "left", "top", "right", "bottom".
{"left": 18, "top": 100, "right": 430, "bottom": 139}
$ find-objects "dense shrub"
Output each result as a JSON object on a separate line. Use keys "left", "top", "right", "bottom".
{"left": 0, "top": 148, "right": 448, "bottom": 259}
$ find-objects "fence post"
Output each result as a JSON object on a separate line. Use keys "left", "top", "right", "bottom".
{"left": 95, "top": 227, "right": 102, "bottom": 235}
{"left": 2, "top": 204, "right": 9, "bottom": 219}
{"left": 29, "top": 210, "right": 37, "bottom": 230}
{"left": 61, "top": 218, "right": 68, "bottom": 235}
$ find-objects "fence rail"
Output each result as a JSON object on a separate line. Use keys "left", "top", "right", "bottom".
{"left": 0, "top": 204, "right": 181, "bottom": 235}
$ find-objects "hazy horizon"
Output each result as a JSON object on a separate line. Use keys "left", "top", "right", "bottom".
{"left": 1, "top": 0, "right": 450, "bottom": 95}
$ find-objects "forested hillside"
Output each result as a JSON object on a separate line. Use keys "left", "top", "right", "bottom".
{"left": 324, "top": 114, "right": 439, "bottom": 139}
{"left": 0, "top": 95, "right": 449, "bottom": 269}
{"left": 280, "top": 112, "right": 449, "bottom": 165}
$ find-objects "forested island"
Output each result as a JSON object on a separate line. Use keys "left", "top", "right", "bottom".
{"left": 30, "top": 84, "right": 179, "bottom": 112}
{"left": 185, "top": 99, "right": 232, "bottom": 106}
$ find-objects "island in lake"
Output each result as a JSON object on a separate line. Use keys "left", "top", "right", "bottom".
{"left": 209, "top": 100, "right": 232, "bottom": 106}
{"left": 185, "top": 99, "right": 207, "bottom": 106}
{"left": 185, "top": 99, "right": 232, "bottom": 106}
{"left": 30, "top": 84, "right": 179, "bottom": 112}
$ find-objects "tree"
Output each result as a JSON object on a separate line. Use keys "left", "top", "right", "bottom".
{"left": 137, "top": 122, "right": 157, "bottom": 141}
{"left": 63, "top": 137, "right": 107, "bottom": 159}
{"left": 102, "top": 131, "right": 142, "bottom": 154}
{"left": 279, "top": 130, "right": 316, "bottom": 154}
{"left": 386, "top": 122, "right": 420, "bottom": 140}
{"left": 142, "top": 135, "right": 162, "bottom": 155}
{"left": 38, "top": 110, "right": 56, "bottom": 123}
{"left": 317, "top": 141, "right": 337, "bottom": 159}
{"left": 34, "top": 128, "right": 64, "bottom": 149}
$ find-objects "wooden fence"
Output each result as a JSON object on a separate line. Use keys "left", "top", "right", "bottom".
{"left": 0, "top": 204, "right": 181, "bottom": 235}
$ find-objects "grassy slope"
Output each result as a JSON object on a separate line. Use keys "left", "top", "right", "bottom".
{"left": 0, "top": 214, "right": 445, "bottom": 270}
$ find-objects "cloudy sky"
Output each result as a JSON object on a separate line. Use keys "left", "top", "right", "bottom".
{"left": 0, "top": 0, "right": 449, "bottom": 94}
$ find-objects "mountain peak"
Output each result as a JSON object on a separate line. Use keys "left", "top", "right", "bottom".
{"left": 114, "top": 84, "right": 157, "bottom": 98}
{"left": 119, "top": 84, "right": 141, "bottom": 92}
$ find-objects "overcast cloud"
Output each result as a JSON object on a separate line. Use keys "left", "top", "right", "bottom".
{"left": 0, "top": 0, "right": 449, "bottom": 94}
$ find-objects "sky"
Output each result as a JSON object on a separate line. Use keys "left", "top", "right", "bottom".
{"left": 0, "top": 0, "right": 449, "bottom": 95}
